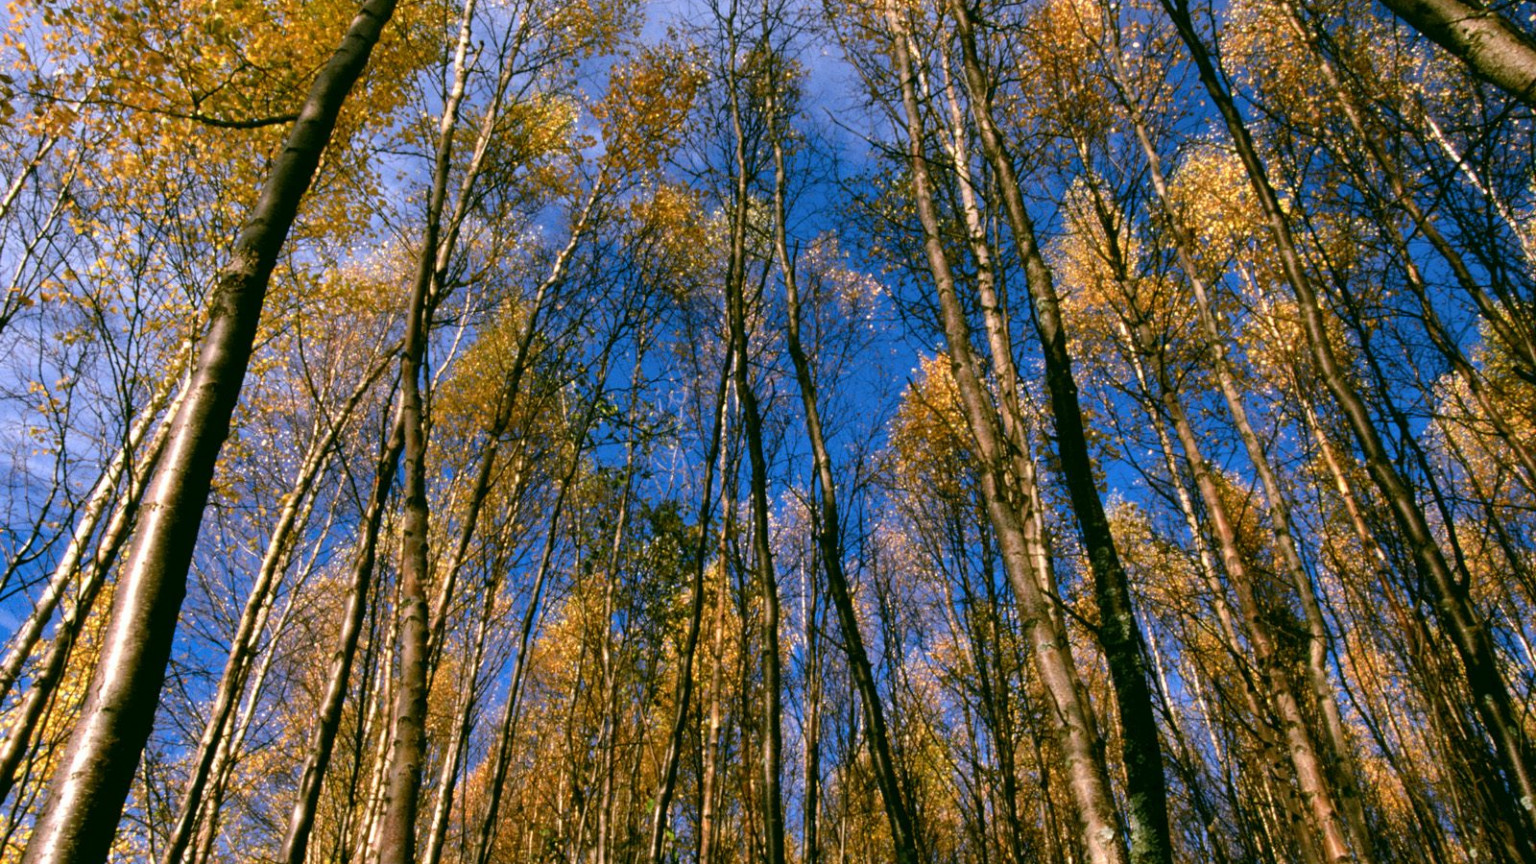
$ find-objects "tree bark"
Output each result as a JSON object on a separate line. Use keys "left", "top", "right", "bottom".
{"left": 1122, "top": 309, "right": 1356, "bottom": 864}
{"left": 369, "top": 4, "right": 483, "bottom": 859}
{"left": 1278, "top": 0, "right": 1536, "bottom": 486}
{"left": 696, "top": 493, "right": 734, "bottom": 864}
{"left": 718, "top": 14, "right": 786, "bottom": 863}
{"left": 801, "top": 558, "right": 822, "bottom": 864}
{"left": 1095, "top": 24, "right": 1382, "bottom": 856}
{"left": 1377, "top": 0, "right": 1536, "bottom": 108}
{"left": 885, "top": 10, "right": 1130, "bottom": 864}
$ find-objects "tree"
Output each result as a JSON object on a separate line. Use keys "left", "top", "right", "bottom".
{"left": 18, "top": 4, "right": 400, "bottom": 861}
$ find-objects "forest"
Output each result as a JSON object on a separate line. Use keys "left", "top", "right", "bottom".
{"left": 0, "top": 0, "right": 1532, "bottom": 861}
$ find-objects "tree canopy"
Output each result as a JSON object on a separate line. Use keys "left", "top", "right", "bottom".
{"left": 0, "top": 0, "right": 1532, "bottom": 862}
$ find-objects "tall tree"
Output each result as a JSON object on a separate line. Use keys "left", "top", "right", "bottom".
{"left": 878, "top": 5, "right": 1140, "bottom": 863}
{"left": 17, "top": 4, "right": 399, "bottom": 861}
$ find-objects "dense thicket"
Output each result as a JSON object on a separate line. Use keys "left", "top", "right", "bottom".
{"left": 0, "top": 0, "right": 1531, "bottom": 862}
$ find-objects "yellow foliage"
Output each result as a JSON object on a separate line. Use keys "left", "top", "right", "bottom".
{"left": 474, "top": 93, "right": 583, "bottom": 200}
{"left": 624, "top": 181, "right": 722, "bottom": 302}
{"left": 890, "top": 354, "right": 973, "bottom": 503}
{"left": 432, "top": 297, "right": 541, "bottom": 436}
{"left": 1052, "top": 178, "right": 1138, "bottom": 308}
{"left": 595, "top": 43, "right": 704, "bottom": 174}
{"left": 1164, "top": 142, "right": 1263, "bottom": 279}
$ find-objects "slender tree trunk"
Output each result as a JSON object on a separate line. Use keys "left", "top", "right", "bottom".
{"left": 769, "top": 85, "right": 919, "bottom": 862}
{"left": 468, "top": 380, "right": 611, "bottom": 864}
{"left": 0, "top": 377, "right": 183, "bottom": 806}
{"left": 17, "top": 3, "right": 397, "bottom": 860}
{"left": 929, "top": 59, "right": 1032, "bottom": 864}
{"left": 369, "top": 295, "right": 431, "bottom": 864}
{"left": 1141, "top": 622, "right": 1231, "bottom": 864}
{"left": 1121, "top": 310, "right": 1355, "bottom": 863}
{"left": 421, "top": 179, "right": 602, "bottom": 685}
{"left": 355, "top": 570, "right": 409, "bottom": 864}
{"left": 644, "top": 340, "right": 731, "bottom": 864}
{"left": 162, "top": 351, "right": 389, "bottom": 864}
{"left": 733, "top": 165, "right": 787, "bottom": 864}
{"left": 696, "top": 492, "right": 734, "bottom": 864}
{"left": 279, "top": 403, "right": 405, "bottom": 864}
{"left": 1161, "top": 1, "right": 1536, "bottom": 849}
{"left": 1065, "top": 95, "right": 1359, "bottom": 856}
{"left": 718, "top": 13, "right": 786, "bottom": 863}
{"left": 419, "top": 561, "right": 501, "bottom": 864}
{"left": 368, "top": 3, "right": 487, "bottom": 859}
{"left": 190, "top": 503, "right": 335, "bottom": 864}
{"left": 944, "top": 9, "right": 1173, "bottom": 862}
{"left": 1300, "top": 396, "right": 1459, "bottom": 864}
{"left": 0, "top": 351, "right": 185, "bottom": 711}
{"left": 801, "top": 556, "right": 822, "bottom": 864}
{"left": 343, "top": 566, "right": 403, "bottom": 864}
{"left": 974, "top": 542, "right": 1030, "bottom": 864}
{"left": 734, "top": 567, "right": 763, "bottom": 864}
{"left": 465, "top": 482, "right": 571, "bottom": 864}
{"left": 595, "top": 373, "right": 645, "bottom": 864}
{"left": 885, "top": 11, "right": 1129, "bottom": 864}
{"left": 1095, "top": 30, "right": 1381, "bottom": 859}
{"left": 1278, "top": 1, "right": 1536, "bottom": 488}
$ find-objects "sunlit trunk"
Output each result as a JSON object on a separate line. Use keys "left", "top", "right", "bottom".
{"left": 17, "top": 3, "right": 398, "bottom": 859}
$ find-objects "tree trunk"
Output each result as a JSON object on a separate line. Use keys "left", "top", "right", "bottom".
{"left": 721, "top": 20, "right": 786, "bottom": 864}
{"left": 696, "top": 500, "right": 733, "bottom": 864}
{"left": 1377, "top": 0, "right": 1536, "bottom": 108}
{"left": 0, "top": 351, "right": 184, "bottom": 711}
{"left": 1123, "top": 309, "right": 1355, "bottom": 864}
{"left": 162, "top": 350, "right": 389, "bottom": 864}
{"left": 644, "top": 339, "right": 731, "bottom": 864}
{"left": 17, "top": 2, "right": 397, "bottom": 860}
{"left": 1278, "top": 0, "right": 1536, "bottom": 487}
{"left": 1096, "top": 26, "right": 1381, "bottom": 855}
{"left": 944, "top": 9, "right": 1173, "bottom": 862}
{"left": 770, "top": 85, "right": 919, "bottom": 863}
{"left": 368, "top": 3, "right": 486, "bottom": 859}
{"left": 419, "top": 567, "right": 498, "bottom": 864}
{"left": 189, "top": 503, "right": 333, "bottom": 864}
{"left": 885, "top": 11, "right": 1130, "bottom": 864}
{"left": 467, "top": 379, "right": 610, "bottom": 864}
{"left": 0, "top": 378, "right": 181, "bottom": 805}
{"left": 594, "top": 379, "right": 644, "bottom": 864}
{"left": 279, "top": 405, "right": 404, "bottom": 864}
